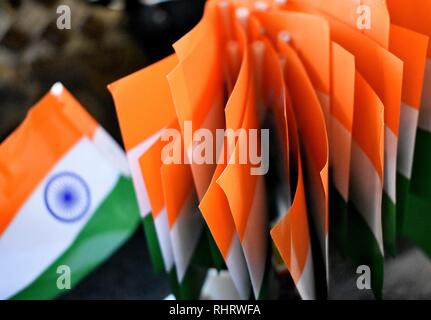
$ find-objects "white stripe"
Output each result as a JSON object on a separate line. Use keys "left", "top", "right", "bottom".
{"left": 170, "top": 192, "right": 203, "bottom": 282}
{"left": 330, "top": 116, "right": 351, "bottom": 201}
{"left": 275, "top": 183, "right": 291, "bottom": 219}
{"left": 126, "top": 128, "right": 165, "bottom": 218}
{"left": 295, "top": 246, "right": 316, "bottom": 300}
{"left": 418, "top": 59, "right": 431, "bottom": 132}
{"left": 201, "top": 269, "right": 243, "bottom": 300}
{"left": 241, "top": 177, "right": 267, "bottom": 298}
{"left": 350, "top": 141, "right": 384, "bottom": 255}
{"left": 0, "top": 138, "right": 120, "bottom": 299}
{"left": 384, "top": 126, "right": 398, "bottom": 203}
{"left": 397, "top": 103, "right": 419, "bottom": 179}
{"left": 225, "top": 233, "right": 251, "bottom": 300}
{"left": 154, "top": 207, "right": 174, "bottom": 272}
{"left": 126, "top": 129, "right": 174, "bottom": 272}
{"left": 92, "top": 127, "right": 130, "bottom": 177}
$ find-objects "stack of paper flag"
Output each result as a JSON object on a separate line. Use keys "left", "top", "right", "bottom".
{"left": 0, "top": 83, "right": 140, "bottom": 299}
{"left": 109, "top": 0, "right": 431, "bottom": 299}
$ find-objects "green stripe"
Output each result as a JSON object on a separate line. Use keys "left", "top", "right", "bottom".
{"left": 257, "top": 239, "right": 277, "bottom": 300}
{"left": 404, "top": 192, "right": 431, "bottom": 257}
{"left": 410, "top": 128, "right": 431, "bottom": 198}
{"left": 402, "top": 127, "right": 431, "bottom": 257}
{"left": 142, "top": 210, "right": 223, "bottom": 279}
{"left": 12, "top": 177, "right": 140, "bottom": 300}
{"left": 382, "top": 192, "right": 396, "bottom": 256}
{"left": 142, "top": 214, "right": 165, "bottom": 273}
{"left": 396, "top": 173, "right": 410, "bottom": 235}
{"left": 347, "top": 202, "right": 384, "bottom": 299}
{"left": 170, "top": 228, "right": 214, "bottom": 299}
{"left": 145, "top": 215, "right": 224, "bottom": 299}
{"left": 167, "top": 267, "right": 182, "bottom": 299}
{"left": 329, "top": 182, "right": 349, "bottom": 258}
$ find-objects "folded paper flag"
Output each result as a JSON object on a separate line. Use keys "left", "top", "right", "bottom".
{"left": 387, "top": 0, "right": 431, "bottom": 259}
{"left": 0, "top": 83, "right": 140, "bottom": 300}
{"left": 110, "top": 0, "right": 431, "bottom": 299}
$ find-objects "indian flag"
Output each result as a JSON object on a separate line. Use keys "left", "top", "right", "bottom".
{"left": 413, "top": 56, "right": 431, "bottom": 191}
{"left": 196, "top": 23, "right": 253, "bottom": 299}
{"left": 139, "top": 122, "right": 209, "bottom": 299}
{"left": 271, "top": 152, "right": 315, "bottom": 300}
{"left": 348, "top": 73, "right": 385, "bottom": 299}
{"left": 165, "top": 0, "right": 228, "bottom": 280}
{"left": 199, "top": 172, "right": 251, "bottom": 300}
{"left": 283, "top": 0, "right": 403, "bottom": 261}
{"left": 256, "top": 33, "right": 316, "bottom": 299}
{"left": 271, "top": 82, "right": 316, "bottom": 299}
{"left": 110, "top": 55, "right": 216, "bottom": 299}
{"left": 329, "top": 42, "right": 355, "bottom": 258}
{"left": 277, "top": 38, "right": 329, "bottom": 294}
{"left": 109, "top": 55, "right": 178, "bottom": 276}
{"left": 160, "top": 125, "right": 216, "bottom": 296}
{"left": 387, "top": 0, "right": 431, "bottom": 256}
{"left": 161, "top": 4, "right": 253, "bottom": 299}
{"left": 0, "top": 83, "right": 139, "bottom": 300}
{"left": 216, "top": 62, "right": 269, "bottom": 299}
{"left": 388, "top": 24, "right": 429, "bottom": 239}
{"left": 406, "top": 57, "right": 431, "bottom": 254}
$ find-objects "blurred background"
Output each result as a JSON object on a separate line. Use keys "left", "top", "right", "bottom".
{"left": 0, "top": 0, "right": 430, "bottom": 299}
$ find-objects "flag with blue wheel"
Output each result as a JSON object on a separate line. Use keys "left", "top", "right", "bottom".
{"left": 0, "top": 83, "right": 140, "bottom": 300}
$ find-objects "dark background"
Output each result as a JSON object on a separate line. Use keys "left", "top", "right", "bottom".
{"left": 1, "top": 0, "right": 430, "bottom": 300}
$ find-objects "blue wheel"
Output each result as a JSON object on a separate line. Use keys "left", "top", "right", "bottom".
{"left": 44, "top": 172, "right": 91, "bottom": 223}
